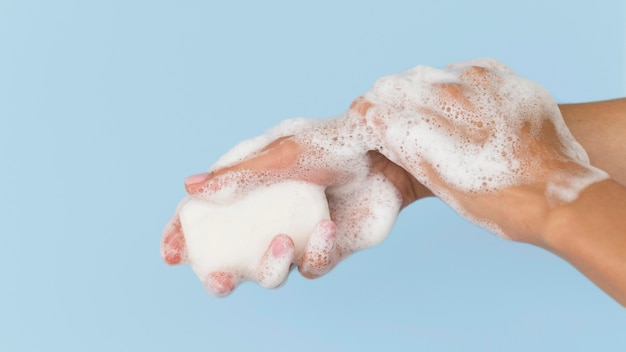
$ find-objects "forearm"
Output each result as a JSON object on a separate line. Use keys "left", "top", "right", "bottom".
{"left": 559, "top": 98, "right": 626, "bottom": 185}
{"left": 541, "top": 179, "right": 626, "bottom": 306}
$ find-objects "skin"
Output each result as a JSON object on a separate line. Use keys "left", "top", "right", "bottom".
{"left": 560, "top": 98, "right": 626, "bottom": 185}
{"left": 163, "top": 131, "right": 405, "bottom": 296}
{"left": 163, "top": 61, "right": 626, "bottom": 305}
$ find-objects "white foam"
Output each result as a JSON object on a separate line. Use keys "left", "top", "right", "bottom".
{"left": 361, "top": 59, "right": 608, "bottom": 210}
{"left": 209, "top": 118, "right": 317, "bottom": 173}
{"left": 172, "top": 58, "right": 609, "bottom": 292}
{"left": 179, "top": 181, "right": 330, "bottom": 286}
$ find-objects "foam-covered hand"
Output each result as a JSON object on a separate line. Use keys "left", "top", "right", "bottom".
{"left": 354, "top": 58, "right": 608, "bottom": 243}
{"left": 161, "top": 117, "right": 426, "bottom": 296}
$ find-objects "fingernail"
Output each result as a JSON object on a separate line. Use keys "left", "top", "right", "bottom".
{"left": 185, "top": 173, "right": 209, "bottom": 186}
{"left": 319, "top": 219, "right": 336, "bottom": 235}
{"left": 206, "top": 272, "right": 235, "bottom": 297}
{"left": 271, "top": 236, "right": 292, "bottom": 257}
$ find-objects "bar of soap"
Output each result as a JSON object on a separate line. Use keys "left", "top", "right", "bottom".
{"left": 179, "top": 181, "right": 330, "bottom": 280}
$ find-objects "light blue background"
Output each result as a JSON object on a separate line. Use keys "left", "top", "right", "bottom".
{"left": 1, "top": 1, "right": 625, "bottom": 351}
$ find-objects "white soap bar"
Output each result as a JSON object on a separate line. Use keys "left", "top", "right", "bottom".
{"left": 179, "top": 181, "right": 330, "bottom": 280}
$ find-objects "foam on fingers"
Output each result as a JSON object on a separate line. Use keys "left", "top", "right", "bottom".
{"left": 161, "top": 211, "right": 188, "bottom": 265}
{"left": 166, "top": 58, "right": 608, "bottom": 295}
{"left": 257, "top": 234, "right": 296, "bottom": 289}
{"left": 362, "top": 60, "right": 608, "bottom": 206}
{"left": 178, "top": 181, "right": 331, "bottom": 289}
{"left": 298, "top": 219, "right": 337, "bottom": 279}
{"left": 206, "top": 271, "right": 236, "bottom": 297}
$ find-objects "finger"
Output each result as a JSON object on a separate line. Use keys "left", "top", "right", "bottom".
{"left": 430, "top": 82, "right": 490, "bottom": 143}
{"left": 349, "top": 96, "right": 374, "bottom": 117}
{"left": 257, "top": 234, "right": 296, "bottom": 288}
{"left": 326, "top": 173, "right": 401, "bottom": 258}
{"left": 349, "top": 96, "right": 388, "bottom": 131}
{"left": 204, "top": 271, "right": 238, "bottom": 297}
{"left": 297, "top": 220, "right": 337, "bottom": 279}
{"left": 185, "top": 137, "right": 338, "bottom": 200}
{"left": 183, "top": 137, "right": 296, "bottom": 194}
{"left": 436, "top": 82, "right": 474, "bottom": 111}
{"left": 367, "top": 150, "right": 433, "bottom": 208}
{"left": 160, "top": 214, "right": 188, "bottom": 265}
{"left": 185, "top": 137, "right": 302, "bottom": 198}
{"left": 445, "top": 58, "right": 516, "bottom": 75}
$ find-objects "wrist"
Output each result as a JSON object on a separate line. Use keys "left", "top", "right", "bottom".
{"left": 486, "top": 162, "right": 609, "bottom": 243}
{"left": 540, "top": 179, "right": 622, "bottom": 252}
{"left": 538, "top": 179, "right": 626, "bottom": 305}
{"left": 479, "top": 183, "right": 554, "bottom": 244}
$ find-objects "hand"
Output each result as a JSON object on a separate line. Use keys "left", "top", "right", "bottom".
{"left": 355, "top": 58, "right": 608, "bottom": 244}
{"left": 161, "top": 117, "right": 430, "bottom": 296}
